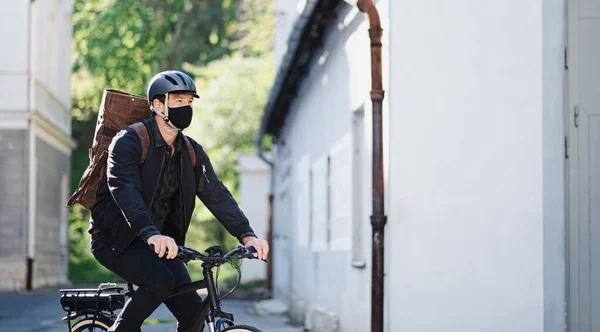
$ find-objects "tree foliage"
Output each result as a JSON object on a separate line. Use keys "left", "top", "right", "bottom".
{"left": 70, "top": 0, "right": 274, "bottom": 186}
{"left": 73, "top": 0, "right": 234, "bottom": 88}
{"left": 71, "top": 0, "right": 247, "bottom": 175}
{"left": 71, "top": 0, "right": 273, "bottom": 117}
{"left": 185, "top": 53, "right": 274, "bottom": 224}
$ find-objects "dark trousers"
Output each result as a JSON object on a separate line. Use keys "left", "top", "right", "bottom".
{"left": 91, "top": 234, "right": 204, "bottom": 332}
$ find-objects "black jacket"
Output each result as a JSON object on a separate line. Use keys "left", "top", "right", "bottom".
{"left": 90, "top": 116, "right": 255, "bottom": 256}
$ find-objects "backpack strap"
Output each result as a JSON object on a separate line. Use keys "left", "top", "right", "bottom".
{"left": 128, "top": 122, "right": 150, "bottom": 165}
{"left": 182, "top": 135, "right": 197, "bottom": 168}
{"left": 128, "top": 122, "right": 195, "bottom": 168}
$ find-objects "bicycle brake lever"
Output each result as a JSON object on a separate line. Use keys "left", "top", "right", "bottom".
{"left": 176, "top": 247, "right": 194, "bottom": 262}
{"left": 242, "top": 246, "right": 268, "bottom": 263}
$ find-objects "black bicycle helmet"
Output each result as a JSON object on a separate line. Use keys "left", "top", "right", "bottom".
{"left": 147, "top": 70, "right": 199, "bottom": 105}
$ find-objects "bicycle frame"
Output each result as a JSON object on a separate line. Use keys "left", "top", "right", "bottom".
{"left": 163, "top": 260, "right": 236, "bottom": 331}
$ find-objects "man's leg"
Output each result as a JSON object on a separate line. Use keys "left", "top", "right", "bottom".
{"left": 92, "top": 236, "right": 177, "bottom": 332}
{"left": 162, "top": 258, "right": 205, "bottom": 332}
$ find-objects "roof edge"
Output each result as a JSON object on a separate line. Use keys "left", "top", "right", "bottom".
{"left": 257, "top": 0, "right": 343, "bottom": 143}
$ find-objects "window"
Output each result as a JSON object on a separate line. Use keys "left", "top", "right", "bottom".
{"left": 351, "top": 107, "right": 366, "bottom": 268}
{"left": 295, "top": 154, "right": 310, "bottom": 247}
{"left": 310, "top": 155, "right": 329, "bottom": 251}
{"left": 328, "top": 133, "right": 353, "bottom": 251}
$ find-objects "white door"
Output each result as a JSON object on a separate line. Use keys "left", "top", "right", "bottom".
{"left": 567, "top": 0, "right": 600, "bottom": 331}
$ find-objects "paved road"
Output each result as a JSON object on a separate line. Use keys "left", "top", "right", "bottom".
{"left": 0, "top": 288, "right": 300, "bottom": 332}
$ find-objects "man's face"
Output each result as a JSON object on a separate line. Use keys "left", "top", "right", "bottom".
{"left": 153, "top": 93, "right": 194, "bottom": 113}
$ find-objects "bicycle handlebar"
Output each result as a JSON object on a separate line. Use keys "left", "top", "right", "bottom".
{"left": 149, "top": 244, "right": 266, "bottom": 264}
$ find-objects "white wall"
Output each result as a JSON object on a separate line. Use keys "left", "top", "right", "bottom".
{"left": 541, "top": 1, "right": 566, "bottom": 331}
{"left": 386, "top": 0, "right": 562, "bottom": 331}
{"left": 271, "top": 0, "right": 566, "bottom": 331}
{"left": 271, "top": 2, "right": 377, "bottom": 331}
{"left": 237, "top": 154, "right": 271, "bottom": 282}
{"left": 0, "top": 2, "right": 29, "bottom": 112}
{"left": 32, "top": 0, "right": 73, "bottom": 135}
{"left": 0, "top": 0, "right": 74, "bottom": 291}
{"left": 0, "top": 0, "right": 73, "bottom": 135}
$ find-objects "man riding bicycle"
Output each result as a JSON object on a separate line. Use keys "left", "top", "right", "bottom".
{"left": 88, "top": 70, "right": 269, "bottom": 332}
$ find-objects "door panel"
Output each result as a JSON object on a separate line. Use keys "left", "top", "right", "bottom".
{"left": 590, "top": 115, "right": 600, "bottom": 330}
{"left": 568, "top": 0, "right": 600, "bottom": 331}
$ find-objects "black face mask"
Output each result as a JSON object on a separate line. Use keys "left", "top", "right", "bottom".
{"left": 166, "top": 105, "right": 193, "bottom": 130}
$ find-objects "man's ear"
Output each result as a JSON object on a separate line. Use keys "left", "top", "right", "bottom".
{"left": 152, "top": 99, "right": 163, "bottom": 113}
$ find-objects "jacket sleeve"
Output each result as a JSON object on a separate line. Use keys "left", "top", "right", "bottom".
{"left": 192, "top": 140, "right": 256, "bottom": 242}
{"left": 106, "top": 128, "right": 160, "bottom": 240}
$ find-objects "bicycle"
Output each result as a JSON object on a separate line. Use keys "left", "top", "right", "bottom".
{"left": 59, "top": 245, "right": 266, "bottom": 332}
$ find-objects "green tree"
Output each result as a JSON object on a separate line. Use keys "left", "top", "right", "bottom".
{"left": 184, "top": 53, "right": 274, "bottom": 237}
{"left": 71, "top": 0, "right": 244, "bottom": 189}
{"left": 70, "top": 0, "right": 274, "bottom": 189}
{"left": 181, "top": 53, "right": 274, "bottom": 280}
{"left": 184, "top": 0, "right": 275, "bottom": 236}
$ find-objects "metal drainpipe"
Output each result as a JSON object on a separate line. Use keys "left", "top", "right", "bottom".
{"left": 357, "top": 1, "right": 386, "bottom": 332}
{"left": 26, "top": 0, "right": 37, "bottom": 291}
{"left": 255, "top": 138, "right": 274, "bottom": 294}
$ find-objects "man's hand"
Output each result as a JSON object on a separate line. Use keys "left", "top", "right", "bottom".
{"left": 242, "top": 236, "right": 269, "bottom": 260}
{"left": 147, "top": 235, "right": 178, "bottom": 259}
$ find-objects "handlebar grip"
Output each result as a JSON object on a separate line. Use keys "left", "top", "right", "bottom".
{"left": 148, "top": 243, "right": 178, "bottom": 257}
{"left": 148, "top": 243, "right": 181, "bottom": 251}
{"left": 243, "top": 246, "right": 268, "bottom": 263}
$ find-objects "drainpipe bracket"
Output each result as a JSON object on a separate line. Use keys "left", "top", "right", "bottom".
{"left": 371, "top": 90, "right": 385, "bottom": 101}
{"left": 368, "top": 27, "right": 383, "bottom": 38}
{"left": 370, "top": 214, "right": 387, "bottom": 231}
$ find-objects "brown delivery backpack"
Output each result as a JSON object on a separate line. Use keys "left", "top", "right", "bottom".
{"left": 66, "top": 89, "right": 196, "bottom": 210}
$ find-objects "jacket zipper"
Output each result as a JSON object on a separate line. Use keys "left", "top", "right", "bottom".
{"left": 149, "top": 147, "right": 167, "bottom": 212}
{"left": 202, "top": 164, "right": 210, "bottom": 184}
{"left": 180, "top": 151, "right": 186, "bottom": 238}
{"left": 155, "top": 148, "right": 168, "bottom": 233}
{"left": 118, "top": 147, "right": 166, "bottom": 254}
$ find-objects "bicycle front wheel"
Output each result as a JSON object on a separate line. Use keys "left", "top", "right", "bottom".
{"left": 69, "top": 316, "right": 113, "bottom": 331}
{"left": 220, "top": 324, "right": 263, "bottom": 332}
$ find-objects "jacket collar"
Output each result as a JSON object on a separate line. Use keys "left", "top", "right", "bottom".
{"left": 149, "top": 116, "right": 182, "bottom": 150}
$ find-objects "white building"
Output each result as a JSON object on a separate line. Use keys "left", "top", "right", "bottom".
{"left": 0, "top": 0, "right": 75, "bottom": 290}
{"left": 237, "top": 153, "right": 271, "bottom": 283}
{"left": 254, "top": 0, "right": 595, "bottom": 331}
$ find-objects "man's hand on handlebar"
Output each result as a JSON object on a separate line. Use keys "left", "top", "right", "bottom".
{"left": 147, "top": 235, "right": 178, "bottom": 259}
{"left": 241, "top": 236, "right": 269, "bottom": 260}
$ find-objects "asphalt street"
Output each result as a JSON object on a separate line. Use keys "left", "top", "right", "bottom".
{"left": 0, "top": 288, "right": 300, "bottom": 332}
